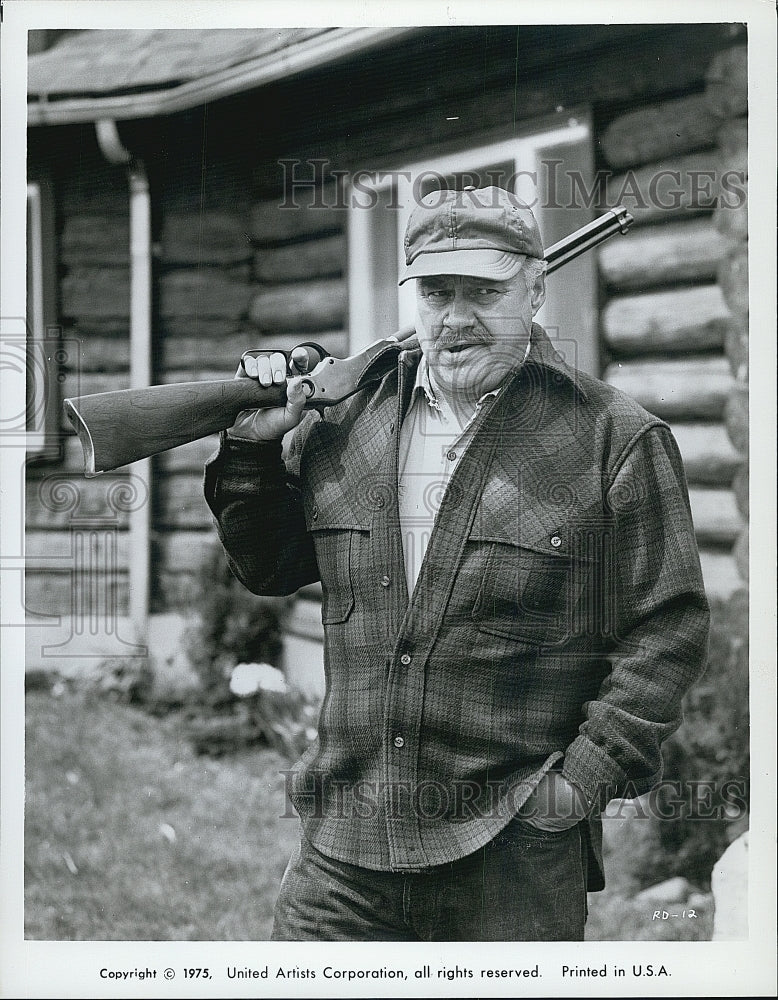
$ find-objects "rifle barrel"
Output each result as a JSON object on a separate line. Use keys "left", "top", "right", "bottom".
{"left": 545, "top": 206, "right": 633, "bottom": 274}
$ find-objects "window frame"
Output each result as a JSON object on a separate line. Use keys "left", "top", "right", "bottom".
{"left": 26, "top": 173, "right": 60, "bottom": 462}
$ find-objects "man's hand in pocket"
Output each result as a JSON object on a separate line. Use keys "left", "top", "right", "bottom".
{"left": 518, "top": 771, "right": 590, "bottom": 832}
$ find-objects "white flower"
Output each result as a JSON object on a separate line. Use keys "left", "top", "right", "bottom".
{"left": 159, "top": 823, "right": 177, "bottom": 844}
{"left": 229, "top": 662, "right": 288, "bottom": 697}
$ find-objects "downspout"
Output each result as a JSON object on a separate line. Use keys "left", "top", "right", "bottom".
{"left": 95, "top": 119, "right": 151, "bottom": 645}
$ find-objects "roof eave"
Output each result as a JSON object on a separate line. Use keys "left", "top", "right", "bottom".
{"left": 28, "top": 26, "right": 424, "bottom": 127}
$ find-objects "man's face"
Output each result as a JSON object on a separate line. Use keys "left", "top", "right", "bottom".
{"left": 415, "top": 267, "right": 546, "bottom": 401}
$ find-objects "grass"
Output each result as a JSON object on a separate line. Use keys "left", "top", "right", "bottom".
{"left": 25, "top": 688, "right": 299, "bottom": 940}
{"left": 24, "top": 688, "right": 714, "bottom": 941}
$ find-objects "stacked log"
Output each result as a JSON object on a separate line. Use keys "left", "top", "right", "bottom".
{"left": 600, "top": 45, "right": 748, "bottom": 602}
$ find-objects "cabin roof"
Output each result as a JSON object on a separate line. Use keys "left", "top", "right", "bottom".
{"left": 28, "top": 27, "right": 422, "bottom": 125}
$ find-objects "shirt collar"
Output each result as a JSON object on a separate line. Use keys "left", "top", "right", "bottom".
{"left": 411, "top": 354, "right": 503, "bottom": 414}
{"left": 412, "top": 353, "right": 436, "bottom": 404}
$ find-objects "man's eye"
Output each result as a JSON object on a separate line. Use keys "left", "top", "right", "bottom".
{"left": 424, "top": 289, "right": 451, "bottom": 300}
{"left": 472, "top": 287, "right": 500, "bottom": 297}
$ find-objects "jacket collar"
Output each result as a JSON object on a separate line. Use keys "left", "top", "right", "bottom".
{"left": 525, "top": 323, "right": 588, "bottom": 400}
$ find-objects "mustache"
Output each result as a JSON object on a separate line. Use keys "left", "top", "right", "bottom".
{"left": 435, "top": 328, "right": 492, "bottom": 349}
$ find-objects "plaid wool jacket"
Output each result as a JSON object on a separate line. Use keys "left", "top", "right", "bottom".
{"left": 204, "top": 325, "right": 710, "bottom": 887}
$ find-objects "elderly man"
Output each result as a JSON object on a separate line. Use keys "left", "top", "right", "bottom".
{"left": 204, "top": 186, "right": 709, "bottom": 941}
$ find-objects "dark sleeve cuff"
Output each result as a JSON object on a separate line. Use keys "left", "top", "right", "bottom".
{"left": 561, "top": 733, "right": 631, "bottom": 814}
{"left": 203, "top": 432, "right": 286, "bottom": 511}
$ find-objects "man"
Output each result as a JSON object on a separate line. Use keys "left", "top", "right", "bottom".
{"left": 204, "top": 186, "right": 709, "bottom": 941}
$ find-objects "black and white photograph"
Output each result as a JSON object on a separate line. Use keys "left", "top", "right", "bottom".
{"left": 1, "top": 0, "right": 775, "bottom": 996}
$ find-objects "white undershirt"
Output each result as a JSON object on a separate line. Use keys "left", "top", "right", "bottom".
{"left": 397, "top": 358, "right": 500, "bottom": 596}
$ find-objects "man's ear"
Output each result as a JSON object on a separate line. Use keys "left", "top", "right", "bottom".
{"left": 530, "top": 272, "right": 546, "bottom": 315}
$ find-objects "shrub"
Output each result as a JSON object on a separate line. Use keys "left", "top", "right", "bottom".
{"left": 181, "top": 541, "right": 318, "bottom": 761}
{"left": 184, "top": 541, "right": 293, "bottom": 704}
{"left": 636, "top": 592, "right": 750, "bottom": 887}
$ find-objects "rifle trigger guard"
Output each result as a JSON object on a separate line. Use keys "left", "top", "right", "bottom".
{"left": 240, "top": 342, "right": 330, "bottom": 378}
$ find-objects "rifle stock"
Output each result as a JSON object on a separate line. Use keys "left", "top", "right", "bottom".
{"left": 65, "top": 379, "right": 287, "bottom": 477}
{"left": 64, "top": 206, "right": 633, "bottom": 476}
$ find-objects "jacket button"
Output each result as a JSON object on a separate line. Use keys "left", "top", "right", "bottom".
{"left": 380, "top": 575, "right": 391, "bottom": 588}
{"left": 446, "top": 449, "right": 457, "bottom": 462}
{"left": 393, "top": 735, "right": 405, "bottom": 748}
{"left": 400, "top": 653, "right": 411, "bottom": 665}
{"left": 374, "top": 496, "right": 385, "bottom": 509}
{"left": 550, "top": 534, "right": 562, "bottom": 548}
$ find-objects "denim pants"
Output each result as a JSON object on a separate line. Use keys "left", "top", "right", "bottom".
{"left": 271, "top": 816, "right": 588, "bottom": 941}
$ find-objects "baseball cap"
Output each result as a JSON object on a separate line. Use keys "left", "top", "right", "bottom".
{"left": 399, "top": 185, "right": 544, "bottom": 285}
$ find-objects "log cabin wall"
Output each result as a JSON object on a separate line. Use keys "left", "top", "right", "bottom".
{"left": 25, "top": 26, "right": 748, "bottom": 662}
{"left": 598, "top": 40, "right": 747, "bottom": 604}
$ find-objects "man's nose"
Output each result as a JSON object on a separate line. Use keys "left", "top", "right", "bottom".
{"left": 443, "top": 290, "right": 475, "bottom": 327}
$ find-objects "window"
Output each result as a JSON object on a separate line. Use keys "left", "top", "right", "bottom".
{"left": 347, "top": 114, "right": 599, "bottom": 375}
{"left": 26, "top": 176, "right": 60, "bottom": 461}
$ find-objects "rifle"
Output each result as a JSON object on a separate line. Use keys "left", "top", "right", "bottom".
{"left": 64, "top": 206, "right": 633, "bottom": 476}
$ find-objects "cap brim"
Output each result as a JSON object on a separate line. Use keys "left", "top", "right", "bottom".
{"left": 398, "top": 249, "right": 526, "bottom": 285}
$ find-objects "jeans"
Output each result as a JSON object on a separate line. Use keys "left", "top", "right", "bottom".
{"left": 271, "top": 816, "right": 587, "bottom": 941}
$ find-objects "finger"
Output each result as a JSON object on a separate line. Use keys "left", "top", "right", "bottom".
{"left": 270, "top": 351, "right": 287, "bottom": 384}
{"left": 240, "top": 354, "right": 258, "bottom": 379}
{"left": 256, "top": 354, "right": 274, "bottom": 387}
{"left": 290, "top": 345, "right": 311, "bottom": 374}
{"left": 284, "top": 377, "right": 309, "bottom": 420}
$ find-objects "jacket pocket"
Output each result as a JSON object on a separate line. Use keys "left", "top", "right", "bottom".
{"left": 313, "top": 529, "right": 355, "bottom": 624}
{"left": 306, "top": 498, "right": 368, "bottom": 625}
{"left": 471, "top": 526, "right": 598, "bottom": 645}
